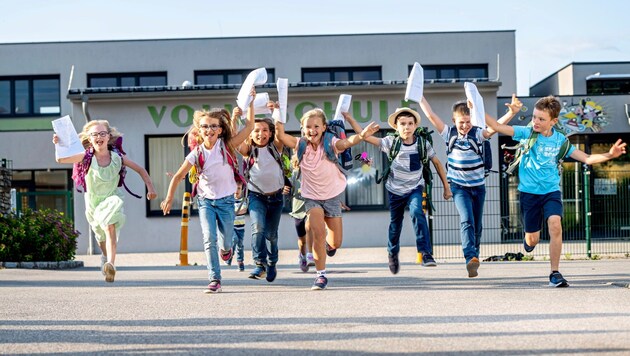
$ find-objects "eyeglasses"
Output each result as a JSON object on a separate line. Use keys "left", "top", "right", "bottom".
{"left": 89, "top": 131, "right": 109, "bottom": 138}
{"left": 200, "top": 124, "right": 221, "bottom": 131}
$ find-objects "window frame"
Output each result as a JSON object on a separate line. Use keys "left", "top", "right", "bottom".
{"left": 301, "top": 66, "right": 382, "bottom": 82}
{"left": 417, "top": 64, "right": 489, "bottom": 82}
{"left": 87, "top": 72, "right": 168, "bottom": 88}
{"left": 194, "top": 69, "right": 276, "bottom": 85}
{"left": 0, "top": 74, "right": 61, "bottom": 118}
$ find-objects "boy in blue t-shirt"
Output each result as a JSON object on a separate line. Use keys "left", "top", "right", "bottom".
{"left": 486, "top": 95, "right": 627, "bottom": 287}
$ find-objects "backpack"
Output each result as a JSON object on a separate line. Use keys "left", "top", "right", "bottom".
{"left": 296, "top": 119, "right": 353, "bottom": 174}
{"left": 375, "top": 127, "right": 436, "bottom": 213}
{"left": 71, "top": 136, "right": 142, "bottom": 199}
{"left": 501, "top": 123, "right": 572, "bottom": 176}
{"left": 188, "top": 139, "right": 246, "bottom": 198}
{"left": 447, "top": 126, "right": 494, "bottom": 176}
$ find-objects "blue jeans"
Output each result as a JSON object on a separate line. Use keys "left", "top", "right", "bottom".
{"left": 198, "top": 195, "right": 234, "bottom": 282}
{"left": 233, "top": 227, "right": 245, "bottom": 262}
{"left": 248, "top": 191, "right": 284, "bottom": 266}
{"left": 387, "top": 186, "right": 431, "bottom": 256}
{"left": 451, "top": 182, "right": 486, "bottom": 263}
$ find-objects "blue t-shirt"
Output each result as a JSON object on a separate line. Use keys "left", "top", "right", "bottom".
{"left": 513, "top": 126, "right": 575, "bottom": 195}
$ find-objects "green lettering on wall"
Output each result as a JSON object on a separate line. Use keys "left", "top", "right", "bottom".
{"left": 352, "top": 101, "right": 372, "bottom": 122}
{"left": 171, "top": 105, "right": 194, "bottom": 127}
{"left": 322, "top": 102, "right": 335, "bottom": 120}
{"left": 202, "top": 105, "right": 211, "bottom": 111}
{"left": 294, "top": 101, "right": 317, "bottom": 121}
{"left": 148, "top": 106, "right": 167, "bottom": 127}
{"left": 379, "top": 100, "right": 389, "bottom": 122}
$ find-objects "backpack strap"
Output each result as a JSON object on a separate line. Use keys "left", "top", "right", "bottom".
{"left": 555, "top": 136, "right": 572, "bottom": 174}
{"left": 72, "top": 147, "right": 94, "bottom": 193}
{"left": 375, "top": 133, "right": 402, "bottom": 184}
{"left": 112, "top": 149, "right": 142, "bottom": 199}
{"left": 446, "top": 126, "right": 458, "bottom": 154}
{"left": 504, "top": 129, "right": 538, "bottom": 175}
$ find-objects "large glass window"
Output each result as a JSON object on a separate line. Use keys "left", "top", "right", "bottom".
{"left": 302, "top": 67, "right": 382, "bottom": 82}
{"left": 146, "top": 135, "right": 189, "bottom": 216}
{"left": 195, "top": 69, "right": 276, "bottom": 85}
{"left": 587, "top": 79, "right": 630, "bottom": 95}
{"left": 0, "top": 75, "right": 60, "bottom": 117}
{"left": 418, "top": 64, "right": 488, "bottom": 82}
{"left": 87, "top": 72, "right": 167, "bottom": 88}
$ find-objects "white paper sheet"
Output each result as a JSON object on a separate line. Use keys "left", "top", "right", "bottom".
{"left": 253, "top": 92, "right": 272, "bottom": 115}
{"left": 52, "top": 115, "right": 84, "bottom": 159}
{"left": 237, "top": 67, "right": 268, "bottom": 111}
{"left": 333, "top": 94, "right": 352, "bottom": 122}
{"left": 464, "top": 82, "right": 485, "bottom": 128}
{"left": 405, "top": 62, "right": 424, "bottom": 103}
{"left": 276, "top": 77, "right": 288, "bottom": 123}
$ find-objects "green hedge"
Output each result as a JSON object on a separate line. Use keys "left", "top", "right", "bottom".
{"left": 0, "top": 209, "right": 80, "bottom": 262}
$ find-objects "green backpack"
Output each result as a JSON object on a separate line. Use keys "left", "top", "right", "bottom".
{"left": 376, "top": 127, "right": 435, "bottom": 213}
{"left": 502, "top": 123, "right": 572, "bottom": 176}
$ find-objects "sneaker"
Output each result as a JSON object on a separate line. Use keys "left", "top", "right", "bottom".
{"left": 248, "top": 264, "right": 266, "bottom": 279}
{"left": 311, "top": 275, "right": 328, "bottom": 290}
{"left": 100, "top": 254, "right": 107, "bottom": 276}
{"left": 237, "top": 261, "right": 245, "bottom": 272}
{"left": 220, "top": 248, "right": 233, "bottom": 262}
{"left": 103, "top": 262, "right": 116, "bottom": 283}
{"left": 421, "top": 253, "right": 437, "bottom": 267}
{"left": 523, "top": 238, "right": 535, "bottom": 253}
{"left": 204, "top": 279, "right": 222, "bottom": 293}
{"left": 549, "top": 271, "right": 569, "bottom": 288}
{"left": 266, "top": 263, "right": 277, "bottom": 282}
{"left": 226, "top": 255, "right": 233, "bottom": 266}
{"left": 388, "top": 253, "right": 400, "bottom": 275}
{"left": 306, "top": 253, "right": 315, "bottom": 267}
{"left": 299, "top": 254, "right": 309, "bottom": 273}
{"left": 325, "top": 242, "right": 337, "bottom": 257}
{"left": 466, "top": 257, "right": 480, "bottom": 278}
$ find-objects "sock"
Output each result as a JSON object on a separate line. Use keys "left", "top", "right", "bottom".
{"left": 317, "top": 269, "right": 326, "bottom": 277}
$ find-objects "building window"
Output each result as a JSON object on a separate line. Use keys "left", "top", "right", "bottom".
{"left": 87, "top": 72, "right": 167, "bottom": 88}
{"left": 12, "top": 169, "right": 72, "bottom": 215}
{"left": 587, "top": 79, "right": 630, "bottom": 95}
{"left": 302, "top": 67, "right": 382, "bottom": 82}
{"left": 195, "top": 69, "right": 276, "bottom": 85}
{"left": 146, "top": 135, "right": 190, "bottom": 216}
{"left": 419, "top": 64, "right": 488, "bottom": 82}
{"left": 0, "top": 75, "right": 60, "bottom": 117}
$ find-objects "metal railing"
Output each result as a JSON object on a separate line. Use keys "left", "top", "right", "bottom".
{"left": 15, "top": 191, "right": 74, "bottom": 222}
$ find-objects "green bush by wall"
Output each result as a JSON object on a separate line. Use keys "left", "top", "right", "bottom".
{"left": 0, "top": 209, "right": 80, "bottom": 262}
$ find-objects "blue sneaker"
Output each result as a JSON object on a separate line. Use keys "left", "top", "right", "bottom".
{"left": 311, "top": 275, "right": 328, "bottom": 290}
{"left": 248, "top": 264, "right": 266, "bottom": 280}
{"left": 549, "top": 271, "right": 569, "bottom": 287}
{"left": 421, "top": 253, "right": 437, "bottom": 267}
{"left": 266, "top": 263, "right": 277, "bottom": 282}
{"left": 523, "top": 238, "right": 535, "bottom": 253}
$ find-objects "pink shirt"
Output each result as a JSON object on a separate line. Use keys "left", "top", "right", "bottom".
{"left": 296, "top": 137, "right": 346, "bottom": 200}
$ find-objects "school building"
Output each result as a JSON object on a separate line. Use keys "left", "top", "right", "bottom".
{"left": 1, "top": 32, "right": 627, "bottom": 257}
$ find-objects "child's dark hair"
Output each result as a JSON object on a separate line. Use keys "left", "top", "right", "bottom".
{"left": 534, "top": 96, "right": 562, "bottom": 119}
{"left": 247, "top": 118, "right": 275, "bottom": 147}
{"left": 452, "top": 101, "right": 470, "bottom": 117}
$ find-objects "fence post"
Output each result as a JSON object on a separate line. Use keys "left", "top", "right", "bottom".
{"left": 583, "top": 164, "right": 592, "bottom": 258}
{"left": 179, "top": 192, "right": 191, "bottom": 266}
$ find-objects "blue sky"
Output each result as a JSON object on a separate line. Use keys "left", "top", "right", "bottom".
{"left": 2, "top": 0, "right": 629, "bottom": 95}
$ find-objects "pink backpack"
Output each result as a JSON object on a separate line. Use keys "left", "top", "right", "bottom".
{"left": 71, "top": 136, "right": 142, "bottom": 199}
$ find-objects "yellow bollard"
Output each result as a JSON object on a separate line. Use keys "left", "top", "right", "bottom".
{"left": 179, "top": 192, "right": 191, "bottom": 266}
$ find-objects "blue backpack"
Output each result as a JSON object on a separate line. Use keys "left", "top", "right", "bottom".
{"left": 296, "top": 119, "right": 353, "bottom": 174}
{"left": 447, "top": 126, "right": 494, "bottom": 176}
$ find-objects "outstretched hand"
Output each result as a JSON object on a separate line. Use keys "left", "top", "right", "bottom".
{"left": 160, "top": 199, "right": 172, "bottom": 215}
{"left": 52, "top": 134, "right": 59, "bottom": 144}
{"left": 609, "top": 139, "right": 627, "bottom": 158}
{"left": 360, "top": 122, "right": 380, "bottom": 139}
{"left": 505, "top": 93, "right": 523, "bottom": 115}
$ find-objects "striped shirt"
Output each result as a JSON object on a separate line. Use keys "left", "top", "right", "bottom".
{"left": 440, "top": 125, "right": 486, "bottom": 187}
{"left": 380, "top": 135, "right": 436, "bottom": 196}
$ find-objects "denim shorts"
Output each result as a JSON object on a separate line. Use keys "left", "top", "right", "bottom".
{"left": 303, "top": 193, "right": 343, "bottom": 218}
{"left": 520, "top": 190, "right": 563, "bottom": 233}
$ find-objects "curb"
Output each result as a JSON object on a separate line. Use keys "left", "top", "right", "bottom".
{"left": 1, "top": 261, "right": 84, "bottom": 269}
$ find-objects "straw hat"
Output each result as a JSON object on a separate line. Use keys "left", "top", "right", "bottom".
{"left": 387, "top": 107, "right": 422, "bottom": 129}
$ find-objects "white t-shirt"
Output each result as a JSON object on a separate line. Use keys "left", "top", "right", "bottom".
{"left": 186, "top": 139, "right": 236, "bottom": 200}
{"left": 247, "top": 146, "right": 285, "bottom": 194}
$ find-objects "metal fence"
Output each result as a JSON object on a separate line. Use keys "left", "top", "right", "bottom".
{"left": 15, "top": 191, "right": 74, "bottom": 221}
{"left": 428, "top": 165, "right": 630, "bottom": 261}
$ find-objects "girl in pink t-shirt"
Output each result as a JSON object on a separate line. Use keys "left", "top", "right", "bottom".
{"left": 275, "top": 108, "right": 379, "bottom": 290}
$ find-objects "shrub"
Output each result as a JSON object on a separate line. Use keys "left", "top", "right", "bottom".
{"left": 0, "top": 209, "right": 80, "bottom": 262}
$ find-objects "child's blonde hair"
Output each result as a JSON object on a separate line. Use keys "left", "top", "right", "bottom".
{"left": 79, "top": 120, "right": 122, "bottom": 149}
{"left": 299, "top": 108, "right": 327, "bottom": 135}
{"left": 183, "top": 108, "right": 236, "bottom": 156}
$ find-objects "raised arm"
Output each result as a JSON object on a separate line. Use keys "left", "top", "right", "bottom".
{"left": 483, "top": 93, "right": 523, "bottom": 138}
{"left": 230, "top": 90, "right": 256, "bottom": 148}
{"left": 275, "top": 121, "right": 298, "bottom": 149}
{"left": 52, "top": 134, "right": 85, "bottom": 163}
{"left": 485, "top": 110, "right": 515, "bottom": 137}
{"left": 231, "top": 106, "right": 243, "bottom": 134}
{"left": 419, "top": 97, "right": 447, "bottom": 133}
{"left": 570, "top": 139, "right": 627, "bottom": 165}
{"left": 122, "top": 156, "right": 157, "bottom": 200}
{"left": 335, "top": 122, "right": 380, "bottom": 151}
{"left": 160, "top": 159, "right": 193, "bottom": 215}
{"left": 342, "top": 112, "right": 381, "bottom": 147}
{"left": 430, "top": 155, "right": 452, "bottom": 200}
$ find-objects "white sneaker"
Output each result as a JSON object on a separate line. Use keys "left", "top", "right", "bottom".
{"left": 100, "top": 255, "right": 107, "bottom": 276}
{"left": 103, "top": 262, "right": 116, "bottom": 283}
{"left": 306, "top": 253, "right": 315, "bottom": 267}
